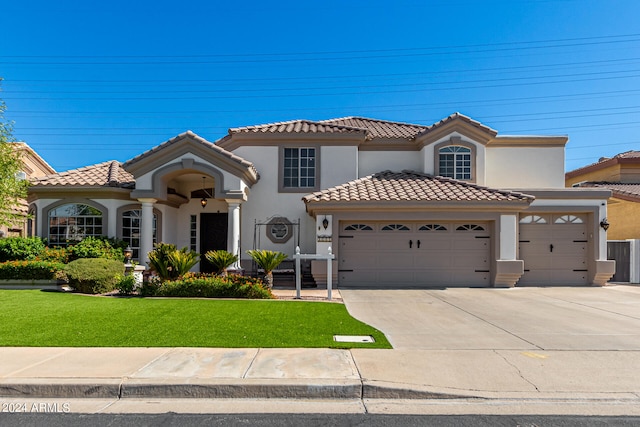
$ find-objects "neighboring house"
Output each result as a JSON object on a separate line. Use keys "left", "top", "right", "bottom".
{"left": 0, "top": 143, "right": 55, "bottom": 238}
{"left": 566, "top": 151, "right": 640, "bottom": 283}
{"left": 27, "top": 113, "right": 614, "bottom": 288}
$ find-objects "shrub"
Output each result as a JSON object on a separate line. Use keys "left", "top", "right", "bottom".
{"left": 151, "top": 274, "right": 273, "bottom": 299}
{"left": 246, "top": 249, "right": 288, "bottom": 288}
{"left": 0, "top": 237, "right": 46, "bottom": 262}
{"left": 115, "top": 274, "right": 137, "bottom": 296}
{"left": 204, "top": 250, "right": 238, "bottom": 275}
{"left": 67, "top": 236, "right": 124, "bottom": 262}
{"left": 36, "top": 247, "right": 71, "bottom": 264}
{"left": 63, "top": 258, "right": 124, "bottom": 294}
{"left": 148, "top": 243, "right": 199, "bottom": 281}
{"left": 0, "top": 260, "right": 65, "bottom": 280}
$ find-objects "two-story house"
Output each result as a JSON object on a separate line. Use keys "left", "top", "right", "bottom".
{"left": 27, "top": 113, "right": 614, "bottom": 287}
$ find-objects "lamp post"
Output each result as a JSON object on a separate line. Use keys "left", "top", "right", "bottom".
{"left": 124, "top": 245, "right": 134, "bottom": 274}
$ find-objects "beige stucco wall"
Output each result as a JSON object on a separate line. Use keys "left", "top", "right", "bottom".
{"left": 322, "top": 146, "right": 358, "bottom": 185}
{"left": 605, "top": 197, "right": 640, "bottom": 240}
{"left": 486, "top": 147, "right": 565, "bottom": 188}
{"left": 358, "top": 150, "right": 421, "bottom": 177}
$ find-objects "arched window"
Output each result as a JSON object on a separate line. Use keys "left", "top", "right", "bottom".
{"left": 438, "top": 146, "right": 472, "bottom": 180}
{"left": 48, "top": 203, "right": 103, "bottom": 245}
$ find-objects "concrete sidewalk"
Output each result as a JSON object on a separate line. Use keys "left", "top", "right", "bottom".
{"left": 1, "top": 346, "right": 640, "bottom": 403}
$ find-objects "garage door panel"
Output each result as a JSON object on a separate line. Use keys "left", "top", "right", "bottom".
{"left": 518, "top": 217, "right": 589, "bottom": 286}
{"left": 339, "top": 221, "right": 490, "bottom": 288}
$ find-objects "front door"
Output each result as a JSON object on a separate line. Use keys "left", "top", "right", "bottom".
{"left": 200, "top": 213, "right": 228, "bottom": 273}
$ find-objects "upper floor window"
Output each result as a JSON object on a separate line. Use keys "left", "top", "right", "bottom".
{"left": 439, "top": 146, "right": 471, "bottom": 180}
{"left": 283, "top": 147, "right": 316, "bottom": 189}
{"left": 48, "top": 203, "right": 103, "bottom": 246}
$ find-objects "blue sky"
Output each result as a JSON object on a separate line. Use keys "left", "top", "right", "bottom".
{"left": 1, "top": 0, "right": 639, "bottom": 173}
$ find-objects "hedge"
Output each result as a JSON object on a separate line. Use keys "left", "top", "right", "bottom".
{"left": 0, "top": 260, "right": 65, "bottom": 280}
{"left": 0, "top": 237, "right": 46, "bottom": 262}
{"left": 63, "top": 258, "right": 124, "bottom": 294}
{"left": 148, "top": 274, "right": 274, "bottom": 299}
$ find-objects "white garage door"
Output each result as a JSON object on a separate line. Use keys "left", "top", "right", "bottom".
{"left": 517, "top": 214, "right": 588, "bottom": 286}
{"left": 338, "top": 222, "right": 490, "bottom": 288}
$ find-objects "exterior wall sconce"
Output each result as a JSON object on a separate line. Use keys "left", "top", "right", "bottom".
{"left": 600, "top": 218, "right": 610, "bottom": 231}
{"left": 322, "top": 216, "right": 329, "bottom": 230}
{"left": 200, "top": 176, "right": 212, "bottom": 208}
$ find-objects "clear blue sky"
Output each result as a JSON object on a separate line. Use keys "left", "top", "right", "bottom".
{"left": 1, "top": 0, "right": 639, "bottom": 173}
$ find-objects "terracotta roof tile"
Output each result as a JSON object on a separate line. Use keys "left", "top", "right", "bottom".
{"left": 229, "top": 119, "right": 366, "bottom": 136}
{"left": 31, "top": 161, "right": 135, "bottom": 188}
{"left": 303, "top": 170, "right": 533, "bottom": 204}
{"left": 574, "top": 182, "right": 640, "bottom": 200}
{"left": 566, "top": 150, "right": 640, "bottom": 177}
{"left": 319, "top": 117, "right": 428, "bottom": 140}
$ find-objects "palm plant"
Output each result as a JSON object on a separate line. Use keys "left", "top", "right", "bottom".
{"left": 148, "top": 243, "right": 199, "bottom": 281}
{"left": 204, "top": 250, "right": 238, "bottom": 275}
{"left": 246, "top": 249, "right": 288, "bottom": 289}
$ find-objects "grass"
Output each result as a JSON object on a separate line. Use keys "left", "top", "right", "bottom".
{"left": 0, "top": 290, "right": 391, "bottom": 349}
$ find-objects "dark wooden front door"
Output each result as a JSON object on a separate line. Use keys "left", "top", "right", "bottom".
{"left": 200, "top": 213, "right": 228, "bottom": 273}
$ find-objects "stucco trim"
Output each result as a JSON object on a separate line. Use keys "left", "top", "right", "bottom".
{"left": 433, "top": 137, "right": 477, "bottom": 182}
{"left": 416, "top": 120, "right": 495, "bottom": 148}
{"left": 278, "top": 145, "right": 321, "bottom": 193}
{"left": 217, "top": 132, "right": 365, "bottom": 151}
{"left": 488, "top": 135, "right": 568, "bottom": 147}
{"left": 518, "top": 189, "right": 612, "bottom": 199}
{"left": 305, "top": 200, "right": 532, "bottom": 216}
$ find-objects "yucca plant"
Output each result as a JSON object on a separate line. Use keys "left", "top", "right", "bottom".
{"left": 204, "top": 250, "right": 238, "bottom": 275}
{"left": 246, "top": 249, "right": 288, "bottom": 289}
{"left": 148, "top": 243, "right": 199, "bottom": 281}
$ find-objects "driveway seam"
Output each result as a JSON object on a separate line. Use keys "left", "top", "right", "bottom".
{"left": 428, "top": 292, "right": 545, "bottom": 350}
{"left": 532, "top": 290, "right": 640, "bottom": 321}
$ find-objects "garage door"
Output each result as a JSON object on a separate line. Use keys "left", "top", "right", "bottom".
{"left": 338, "top": 222, "right": 490, "bottom": 288}
{"left": 517, "top": 214, "right": 588, "bottom": 286}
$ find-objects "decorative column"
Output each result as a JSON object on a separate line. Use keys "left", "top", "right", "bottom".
{"left": 494, "top": 214, "right": 524, "bottom": 287}
{"left": 226, "top": 201, "right": 241, "bottom": 270}
{"left": 138, "top": 198, "right": 157, "bottom": 267}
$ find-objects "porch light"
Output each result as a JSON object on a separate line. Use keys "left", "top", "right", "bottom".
{"left": 200, "top": 176, "right": 212, "bottom": 209}
{"left": 600, "top": 218, "right": 610, "bottom": 231}
{"left": 123, "top": 246, "right": 133, "bottom": 263}
{"left": 322, "top": 216, "right": 329, "bottom": 230}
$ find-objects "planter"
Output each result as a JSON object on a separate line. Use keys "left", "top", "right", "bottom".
{"left": 0, "top": 279, "right": 67, "bottom": 291}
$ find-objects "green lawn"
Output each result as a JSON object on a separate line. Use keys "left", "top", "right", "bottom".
{"left": 0, "top": 290, "right": 391, "bottom": 348}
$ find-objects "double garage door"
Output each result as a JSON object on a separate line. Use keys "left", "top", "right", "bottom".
{"left": 517, "top": 214, "right": 588, "bottom": 286}
{"left": 338, "top": 222, "right": 491, "bottom": 288}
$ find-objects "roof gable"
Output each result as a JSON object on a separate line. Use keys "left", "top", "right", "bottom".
{"left": 123, "top": 131, "right": 258, "bottom": 184}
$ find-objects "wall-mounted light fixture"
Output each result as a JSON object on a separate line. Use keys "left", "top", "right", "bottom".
{"left": 123, "top": 246, "right": 133, "bottom": 264}
{"left": 322, "top": 216, "right": 329, "bottom": 230}
{"left": 200, "top": 176, "right": 212, "bottom": 208}
{"left": 600, "top": 218, "right": 610, "bottom": 231}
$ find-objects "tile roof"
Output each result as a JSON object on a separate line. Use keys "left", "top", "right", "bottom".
{"left": 31, "top": 161, "right": 135, "bottom": 188}
{"left": 229, "top": 119, "right": 367, "bottom": 136}
{"left": 566, "top": 150, "right": 640, "bottom": 177}
{"left": 574, "top": 182, "right": 640, "bottom": 200}
{"left": 228, "top": 113, "right": 495, "bottom": 142}
{"left": 303, "top": 170, "right": 534, "bottom": 204}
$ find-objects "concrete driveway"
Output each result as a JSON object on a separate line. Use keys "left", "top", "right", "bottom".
{"left": 340, "top": 285, "right": 640, "bottom": 350}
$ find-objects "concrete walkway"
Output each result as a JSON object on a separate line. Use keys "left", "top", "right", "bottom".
{"left": 1, "top": 285, "right": 640, "bottom": 415}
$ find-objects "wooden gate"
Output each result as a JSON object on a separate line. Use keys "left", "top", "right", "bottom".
{"left": 607, "top": 241, "right": 630, "bottom": 282}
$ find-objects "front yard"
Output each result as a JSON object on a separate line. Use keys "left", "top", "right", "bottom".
{"left": 0, "top": 290, "right": 391, "bottom": 349}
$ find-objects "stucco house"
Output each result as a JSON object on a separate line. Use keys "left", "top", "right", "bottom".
{"left": 27, "top": 113, "right": 614, "bottom": 288}
{"left": 566, "top": 151, "right": 640, "bottom": 283}
{"left": 0, "top": 143, "right": 55, "bottom": 238}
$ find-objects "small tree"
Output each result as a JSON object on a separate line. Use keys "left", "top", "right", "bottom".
{"left": 0, "top": 96, "right": 29, "bottom": 229}
{"left": 246, "top": 249, "right": 288, "bottom": 289}
{"left": 204, "top": 250, "right": 238, "bottom": 275}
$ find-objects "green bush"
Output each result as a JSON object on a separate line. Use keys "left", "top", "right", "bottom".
{"left": 63, "top": 258, "right": 124, "bottom": 294}
{"left": 148, "top": 243, "right": 199, "bottom": 281}
{"left": 0, "top": 260, "right": 65, "bottom": 280}
{"left": 151, "top": 274, "right": 273, "bottom": 299}
{"left": 36, "top": 247, "right": 71, "bottom": 264}
{"left": 115, "top": 274, "right": 137, "bottom": 296}
{"left": 0, "top": 237, "right": 46, "bottom": 262}
{"left": 67, "top": 237, "right": 124, "bottom": 262}
{"left": 204, "top": 250, "right": 238, "bottom": 275}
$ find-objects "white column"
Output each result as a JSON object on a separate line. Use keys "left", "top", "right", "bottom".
{"left": 138, "top": 198, "right": 157, "bottom": 267}
{"left": 226, "top": 201, "right": 241, "bottom": 269}
{"left": 499, "top": 214, "right": 517, "bottom": 260}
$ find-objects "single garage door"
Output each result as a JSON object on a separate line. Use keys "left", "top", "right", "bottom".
{"left": 517, "top": 214, "right": 588, "bottom": 286}
{"left": 338, "top": 222, "right": 490, "bottom": 288}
